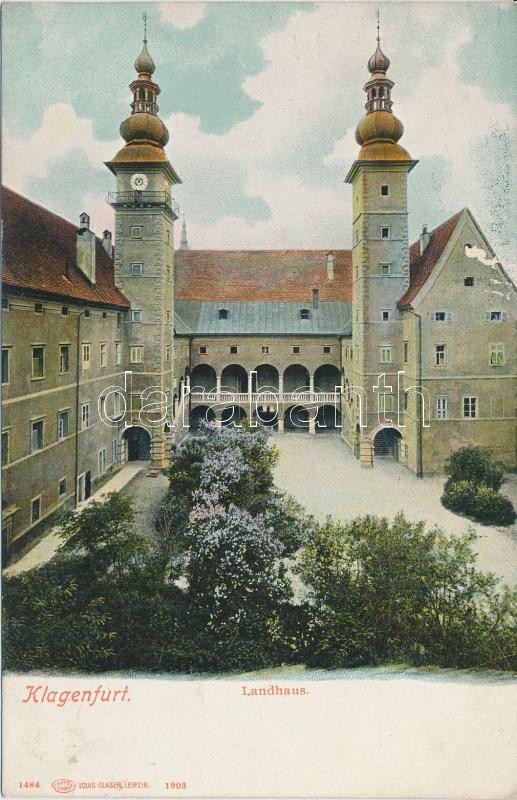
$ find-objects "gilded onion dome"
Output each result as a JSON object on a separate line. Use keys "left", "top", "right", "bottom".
{"left": 352, "top": 22, "right": 413, "bottom": 163}
{"left": 108, "top": 30, "right": 171, "bottom": 166}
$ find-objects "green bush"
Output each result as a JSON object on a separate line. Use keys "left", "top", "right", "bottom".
{"left": 442, "top": 479, "right": 516, "bottom": 526}
{"left": 471, "top": 484, "right": 516, "bottom": 526}
{"left": 444, "top": 446, "right": 504, "bottom": 491}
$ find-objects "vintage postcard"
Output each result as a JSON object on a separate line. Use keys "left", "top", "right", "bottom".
{"left": 1, "top": 0, "right": 517, "bottom": 797}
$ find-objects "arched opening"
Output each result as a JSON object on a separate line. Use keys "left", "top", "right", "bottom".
{"left": 283, "top": 364, "right": 310, "bottom": 393}
{"left": 373, "top": 427, "right": 403, "bottom": 461}
{"left": 314, "top": 364, "right": 341, "bottom": 393}
{"left": 221, "top": 406, "right": 247, "bottom": 427}
{"left": 122, "top": 426, "right": 151, "bottom": 461}
{"left": 252, "top": 364, "right": 279, "bottom": 392}
{"left": 221, "top": 364, "right": 248, "bottom": 393}
{"left": 284, "top": 405, "right": 309, "bottom": 431}
{"left": 190, "top": 405, "right": 216, "bottom": 431}
{"left": 253, "top": 407, "right": 278, "bottom": 429}
{"left": 191, "top": 364, "right": 217, "bottom": 393}
{"left": 316, "top": 405, "right": 341, "bottom": 432}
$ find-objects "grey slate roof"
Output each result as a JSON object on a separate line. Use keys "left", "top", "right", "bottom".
{"left": 174, "top": 300, "right": 352, "bottom": 336}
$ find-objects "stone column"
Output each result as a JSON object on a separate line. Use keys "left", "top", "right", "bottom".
{"left": 309, "top": 373, "right": 315, "bottom": 395}
{"left": 278, "top": 374, "right": 284, "bottom": 398}
{"left": 309, "top": 416, "right": 316, "bottom": 435}
{"left": 278, "top": 417, "right": 284, "bottom": 433}
{"left": 216, "top": 374, "right": 222, "bottom": 397}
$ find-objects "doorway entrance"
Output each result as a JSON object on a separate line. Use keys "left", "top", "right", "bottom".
{"left": 123, "top": 426, "right": 151, "bottom": 461}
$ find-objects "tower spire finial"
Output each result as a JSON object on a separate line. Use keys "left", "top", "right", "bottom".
{"left": 376, "top": 8, "right": 380, "bottom": 42}
{"left": 143, "top": 11, "right": 148, "bottom": 42}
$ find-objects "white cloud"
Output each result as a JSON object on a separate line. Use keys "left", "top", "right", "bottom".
{"left": 159, "top": 2, "right": 207, "bottom": 30}
{"left": 2, "top": 103, "right": 117, "bottom": 189}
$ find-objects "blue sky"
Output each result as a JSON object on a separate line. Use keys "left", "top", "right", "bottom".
{"left": 2, "top": 1, "right": 516, "bottom": 274}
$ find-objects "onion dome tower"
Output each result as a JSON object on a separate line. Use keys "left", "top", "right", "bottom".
{"left": 343, "top": 15, "right": 418, "bottom": 469}
{"left": 105, "top": 15, "right": 180, "bottom": 471}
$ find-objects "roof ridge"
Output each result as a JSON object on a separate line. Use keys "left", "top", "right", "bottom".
{"left": 1, "top": 185, "right": 111, "bottom": 248}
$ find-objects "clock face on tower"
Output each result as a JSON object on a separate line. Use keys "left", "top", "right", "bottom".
{"left": 130, "top": 173, "right": 148, "bottom": 190}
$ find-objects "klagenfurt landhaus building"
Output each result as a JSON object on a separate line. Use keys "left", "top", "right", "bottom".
{"left": 2, "top": 30, "right": 516, "bottom": 564}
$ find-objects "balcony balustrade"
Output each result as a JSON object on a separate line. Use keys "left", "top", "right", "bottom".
{"left": 106, "top": 190, "right": 179, "bottom": 219}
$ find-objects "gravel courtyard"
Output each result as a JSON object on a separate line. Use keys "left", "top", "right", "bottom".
{"left": 273, "top": 433, "right": 517, "bottom": 587}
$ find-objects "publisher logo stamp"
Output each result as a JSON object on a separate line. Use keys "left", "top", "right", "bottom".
{"left": 52, "top": 779, "right": 76, "bottom": 794}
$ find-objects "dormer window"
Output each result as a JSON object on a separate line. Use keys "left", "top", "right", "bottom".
{"left": 300, "top": 309, "right": 310, "bottom": 320}
{"left": 464, "top": 276, "right": 474, "bottom": 287}
{"left": 218, "top": 309, "right": 228, "bottom": 320}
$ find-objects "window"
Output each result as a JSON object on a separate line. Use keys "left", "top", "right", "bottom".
{"left": 432, "top": 311, "right": 452, "bottom": 322}
{"left": 199, "top": 346, "right": 207, "bottom": 355}
{"left": 131, "top": 394, "right": 142, "bottom": 411}
{"left": 115, "top": 342, "right": 122, "bottom": 366}
{"left": 382, "top": 394, "right": 395, "bottom": 413}
{"left": 381, "top": 310, "right": 390, "bottom": 322}
{"left": 490, "top": 343, "right": 505, "bottom": 366}
{"left": 229, "top": 345, "right": 238, "bottom": 355}
{"left": 380, "top": 346, "right": 392, "bottom": 364}
{"left": 81, "top": 343, "right": 91, "bottom": 369}
{"left": 130, "top": 346, "right": 144, "bottom": 363}
{"left": 464, "top": 276, "right": 474, "bottom": 287}
{"left": 131, "top": 262, "right": 143, "bottom": 276}
{"left": 435, "top": 344, "right": 446, "bottom": 366}
{"left": 166, "top": 345, "right": 171, "bottom": 363}
{"left": 381, "top": 185, "right": 389, "bottom": 196}
{"left": 262, "top": 346, "right": 270, "bottom": 355}
{"left": 300, "top": 309, "right": 310, "bottom": 320}
{"left": 98, "top": 448, "right": 107, "bottom": 476}
{"left": 380, "top": 264, "right": 391, "bottom": 277}
{"left": 113, "top": 392, "right": 123, "bottom": 419}
{"left": 218, "top": 309, "right": 228, "bottom": 320}
{"left": 117, "top": 313, "right": 122, "bottom": 328}
{"left": 34, "top": 303, "right": 43, "bottom": 313}
{"left": 100, "top": 343, "right": 107, "bottom": 367}
{"left": 403, "top": 341, "right": 408, "bottom": 363}
{"left": 31, "top": 497, "right": 41, "bottom": 524}
{"left": 102, "top": 311, "right": 107, "bottom": 319}
{"left": 58, "top": 477, "right": 67, "bottom": 497}
{"left": 381, "top": 227, "right": 390, "bottom": 239}
{"left": 81, "top": 403, "right": 90, "bottom": 430}
{"left": 61, "top": 306, "right": 69, "bottom": 316}
{"left": 292, "top": 346, "right": 301, "bottom": 355}
{"left": 1, "top": 348, "right": 10, "bottom": 384}
{"left": 323, "top": 345, "right": 332, "bottom": 354}
{"left": 463, "top": 396, "right": 477, "bottom": 418}
{"left": 112, "top": 438, "right": 118, "bottom": 464}
{"left": 31, "top": 346, "right": 45, "bottom": 379}
{"left": 2, "top": 431, "right": 9, "bottom": 466}
{"left": 58, "top": 345, "right": 70, "bottom": 375}
{"left": 84, "top": 308, "right": 90, "bottom": 318}
{"left": 486, "top": 310, "right": 507, "bottom": 322}
{"left": 31, "top": 420, "right": 44, "bottom": 452}
{"left": 326, "top": 252, "right": 334, "bottom": 270}
{"left": 131, "top": 310, "right": 143, "bottom": 323}
{"left": 131, "top": 226, "right": 142, "bottom": 239}
{"left": 57, "top": 410, "right": 69, "bottom": 439}
{"left": 436, "top": 396, "right": 448, "bottom": 420}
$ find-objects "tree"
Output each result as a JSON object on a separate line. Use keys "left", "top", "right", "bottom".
{"left": 297, "top": 513, "right": 517, "bottom": 670}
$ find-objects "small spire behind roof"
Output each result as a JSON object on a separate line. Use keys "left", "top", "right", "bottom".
{"left": 179, "top": 215, "right": 190, "bottom": 250}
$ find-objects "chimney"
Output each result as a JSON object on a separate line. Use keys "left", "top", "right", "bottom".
{"left": 76, "top": 212, "right": 96, "bottom": 285}
{"left": 102, "top": 229, "right": 113, "bottom": 257}
{"left": 419, "top": 224, "right": 431, "bottom": 255}
{"left": 312, "top": 288, "right": 320, "bottom": 309}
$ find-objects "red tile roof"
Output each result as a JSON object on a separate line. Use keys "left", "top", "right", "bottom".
{"left": 174, "top": 249, "right": 352, "bottom": 302}
{"left": 1, "top": 186, "right": 129, "bottom": 308}
{"left": 400, "top": 210, "right": 464, "bottom": 307}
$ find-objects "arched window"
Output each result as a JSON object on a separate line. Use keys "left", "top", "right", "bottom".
{"left": 379, "top": 87, "right": 385, "bottom": 98}
{"left": 371, "top": 88, "right": 377, "bottom": 98}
